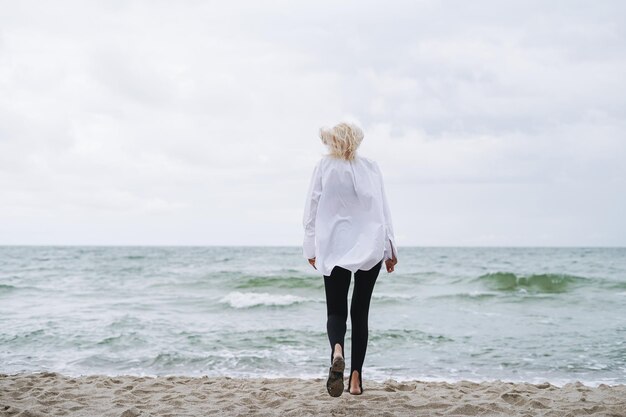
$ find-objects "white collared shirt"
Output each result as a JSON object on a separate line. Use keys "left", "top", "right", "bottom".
{"left": 302, "top": 153, "right": 397, "bottom": 276}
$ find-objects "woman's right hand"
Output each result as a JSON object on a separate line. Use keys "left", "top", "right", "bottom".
{"left": 385, "top": 254, "right": 398, "bottom": 273}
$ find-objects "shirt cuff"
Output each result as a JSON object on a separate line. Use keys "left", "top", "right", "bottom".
{"left": 383, "top": 234, "right": 396, "bottom": 260}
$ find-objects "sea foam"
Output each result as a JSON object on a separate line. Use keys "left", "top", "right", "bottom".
{"left": 219, "top": 291, "right": 311, "bottom": 308}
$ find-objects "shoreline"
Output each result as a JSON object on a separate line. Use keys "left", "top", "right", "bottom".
{"left": 2, "top": 372, "right": 624, "bottom": 417}
{"left": 3, "top": 370, "right": 624, "bottom": 389}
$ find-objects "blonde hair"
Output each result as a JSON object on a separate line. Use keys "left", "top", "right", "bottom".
{"left": 319, "top": 122, "right": 364, "bottom": 161}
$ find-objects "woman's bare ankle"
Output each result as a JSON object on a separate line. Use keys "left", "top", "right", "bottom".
{"left": 349, "top": 370, "right": 361, "bottom": 394}
{"left": 333, "top": 343, "right": 343, "bottom": 359}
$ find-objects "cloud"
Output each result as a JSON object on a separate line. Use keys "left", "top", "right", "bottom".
{"left": 0, "top": 1, "right": 625, "bottom": 245}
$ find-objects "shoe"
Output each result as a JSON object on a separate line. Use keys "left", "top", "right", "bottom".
{"left": 347, "top": 369, "right": 363, "bottom": 395}
{"left": 326, "top": 354, "right": 345, "bottom": 397}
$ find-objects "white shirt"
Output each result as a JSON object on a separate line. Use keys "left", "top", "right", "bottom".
{"left": 302, "top": 154, "right": 397, "bottom": 276}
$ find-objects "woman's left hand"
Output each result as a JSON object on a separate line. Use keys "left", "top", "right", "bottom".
{"left": 385, "top": 253, "right": 398, "bottom": 273}
{"left": 308, "top": 257, "right": 317, "bottom": 270}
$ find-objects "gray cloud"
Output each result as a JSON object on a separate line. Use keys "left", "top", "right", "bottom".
{"left": 1, "top": 0, "right": 625, "bottom": 246}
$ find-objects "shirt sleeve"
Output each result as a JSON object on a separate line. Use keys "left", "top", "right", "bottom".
{"left": 376, "top": 162, "right": 397, "bottom": 260}
{"left": 302, "top": 160, "right": 322, "bottom": 259}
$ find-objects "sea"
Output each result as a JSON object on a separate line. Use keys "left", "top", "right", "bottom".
{"left": 1, "top": 246, "right": 624, "bottom": 387}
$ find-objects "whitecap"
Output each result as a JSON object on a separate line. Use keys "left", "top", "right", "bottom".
{"left": 373, "top": 293, "right": 415, "bottom": 301}
{"left": 219, "top": 291, "right": 310, "bottom": 308}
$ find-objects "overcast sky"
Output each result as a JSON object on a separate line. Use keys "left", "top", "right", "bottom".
{"left": 1, "top": 1, "right": 625, "bottom": 246}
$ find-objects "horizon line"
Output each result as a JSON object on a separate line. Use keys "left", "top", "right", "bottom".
{"left": 1, "top": 244, "right": 625, "bottom": 249}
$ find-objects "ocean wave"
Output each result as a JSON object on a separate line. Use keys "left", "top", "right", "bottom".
{"left": 148, "top": 352, "right": 208, "bottom": 367}
{"left": 0, "top": 284, "right": 17, "bottom": 293}
{"left": 372, "top": 293, "right": 416, "bottom": 302}
{"left": 0, "top": 283, "right": 42, "bottom": 294}
{"left": 475, "top": 272, "right": 586, "bottom": 293}
{"left": 125, "top": 255, "right": 146, "bottom": 260}
{"left": 429, "top": 291, "right": 499, "bottom": 301}
{"left": 608, "top": 281, "right": 626, "bottom": 290}
{"left": 0, "top": 329, "right": 46, "bottom": 345}
{"left": 219, "top": 291, "right": 312, "bottom": 308}
{"left": 96, "top": 332, "right": 147, "bottom": 348}
{"left": 369, "top": 329, "right": 454, "bottom": 344}
{"left": 235, "top": 275, "right": 322, "bottom": 290}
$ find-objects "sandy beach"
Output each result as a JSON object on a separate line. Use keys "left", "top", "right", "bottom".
{"left": 1, "top": 372, "right": 624, "bottom": 417}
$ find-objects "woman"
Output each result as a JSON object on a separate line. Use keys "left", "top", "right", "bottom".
{"left": 302, "top": 122, "right": 398, "bottom": 397}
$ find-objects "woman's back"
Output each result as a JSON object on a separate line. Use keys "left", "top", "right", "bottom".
{"left": 303, "top": 154, "right": 396, "bottom": 276}
{"left": 321, "top": 155, "right": 379, "bottom": 212}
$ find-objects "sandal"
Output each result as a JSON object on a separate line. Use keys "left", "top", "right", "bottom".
{"left": 326, "top": 354, "right": 345, "bottom": 397}
{"left": 347, "top": 369, "right": 363, "bottom": 395}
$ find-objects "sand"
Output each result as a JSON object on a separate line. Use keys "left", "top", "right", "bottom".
{"left": 1, "top": 372, "right": 625, "bottom": 417}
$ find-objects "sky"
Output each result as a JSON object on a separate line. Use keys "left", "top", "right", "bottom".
{"left": 1, "top": 0, "right": 625, "bottom": 246}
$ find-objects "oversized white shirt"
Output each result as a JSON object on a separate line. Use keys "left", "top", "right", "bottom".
{"left": 302, "top": 154, "right": 397, "bottom": 276}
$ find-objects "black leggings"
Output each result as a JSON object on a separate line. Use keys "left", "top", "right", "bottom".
{"left": 323, "top": 259, "right": 383, "bottom": 376}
